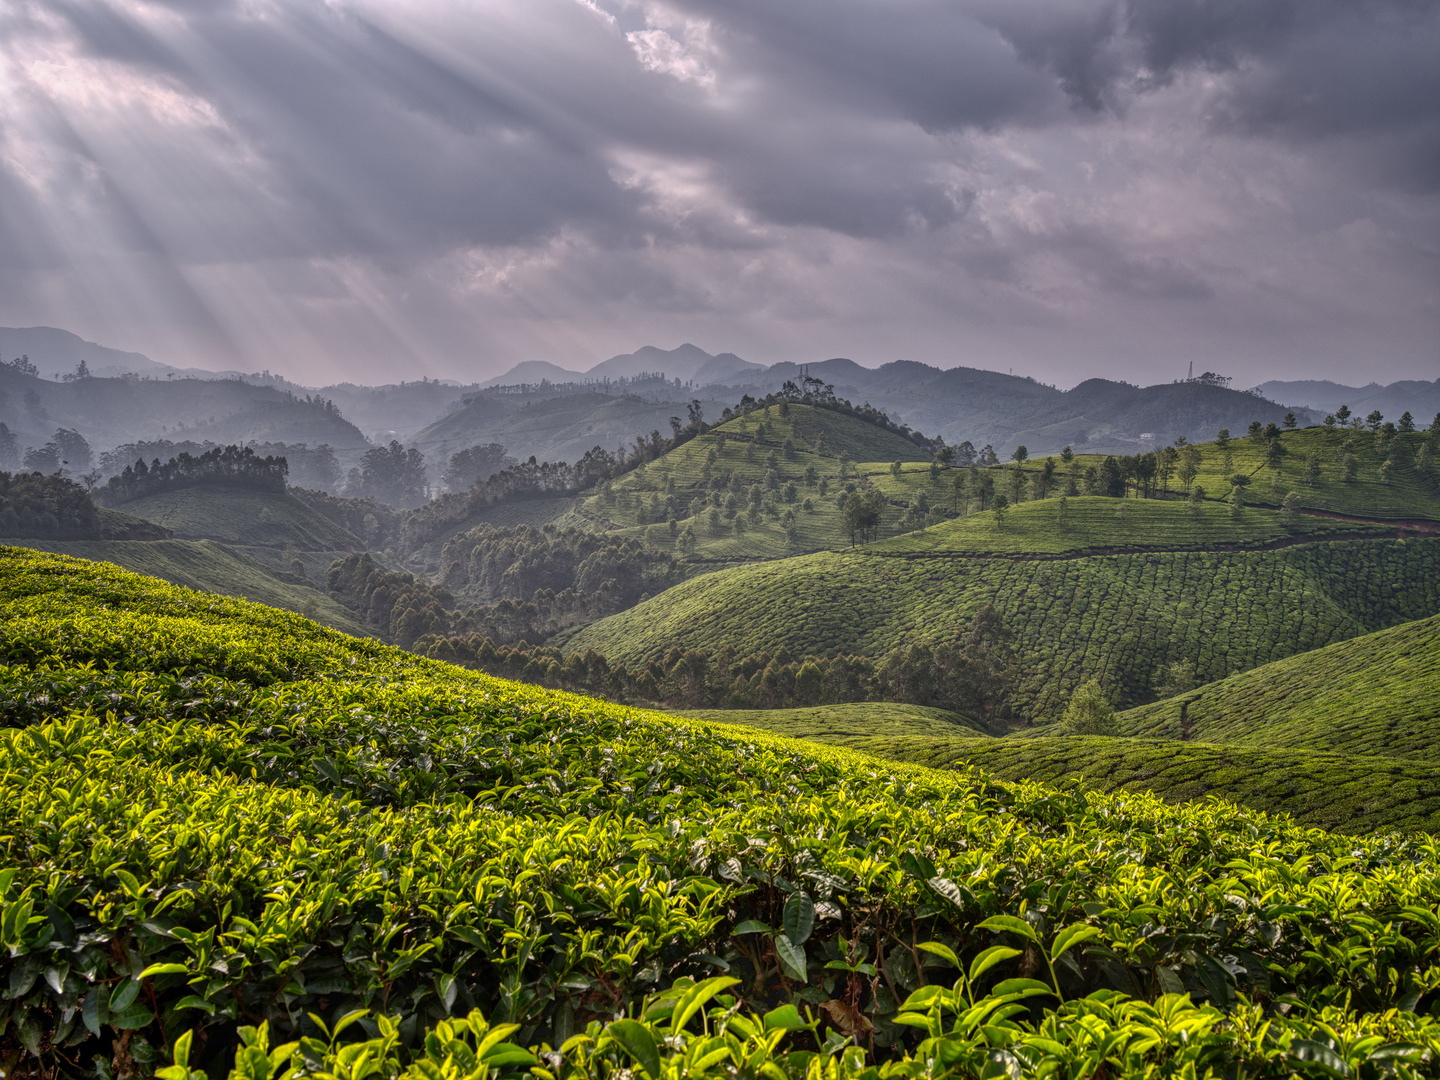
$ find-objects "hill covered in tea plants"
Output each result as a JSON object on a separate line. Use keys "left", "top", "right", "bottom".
{"left": 1115, "top": 611, "right": 1440, "bottom": 758}
{"left": 567, "top": 533, "right": 1440, "bottom": 720}
{"left": 5, "top": 548, "right": 1440, "bottom": 1079}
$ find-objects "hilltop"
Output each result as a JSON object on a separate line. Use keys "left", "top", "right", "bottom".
{"left": 6, "top": 549, "right": 1440, "bottom": 1079}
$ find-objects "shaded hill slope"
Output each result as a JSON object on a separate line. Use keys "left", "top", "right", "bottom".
{"left": 0, "top": 539, "right": 365, "bottom": 635}
{"left": 568, "top": 535, "right": 1440, "bottom": 720}
{"left": 1118, "top": 612, "right": 1440, "bottom": 759}
{"left": 682, "top": 701, "right": 989, "bottom": 739}
{"left": 111, "top": 484, "right": 362, "bottom": 551}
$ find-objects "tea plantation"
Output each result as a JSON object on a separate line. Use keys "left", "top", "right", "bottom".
{"left": 754, "top": 730, "right": 1440, "bottom": 836}
{"left": 567, "top": 536, "right": 1440, "bottom": 719}
{"left": 1118, "top": 612, "right": 1440, "bottom": 758}
{"left": 8, "top": 547, "right": 1440, "bottom": 1078}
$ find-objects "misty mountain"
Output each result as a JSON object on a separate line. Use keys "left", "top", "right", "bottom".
{"left": 0, "top": 325, "right": 265, "bottom": 382}
{"left": 478, "top": 361, "right": 587, "bottom": 389}
{"left": 408, "top": 390, "right": 735, "bottom": 471}
{"left": 0, "top": 366, "right": 369, "bottom": 472}
{"left": 706, "top": 360, "right": 1314, "bottom": 456}
{"left": 479, "top": 344, "right": 762, "bottom": 389}
{"left": 1254, "top": 379, "right": 1440, "bottom": 424}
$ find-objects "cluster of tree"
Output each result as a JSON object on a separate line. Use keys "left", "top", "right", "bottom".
{"left": 0, "top": 471, "right": 102, "bottom": 539}
{"left": 94, "top": 444, "right": 288, "bottom": 506}
{"left": 289, "top": 489, "right": 403, "bottom": 550}
{"left": 416, "top": 604, "right": 1016, "bottom": 722}
{"left": 3, "top": 355, "right": 39, "bottom": 377}
{"left": 439, "top": 524, "right": 684, "bottom": 609}
{"left": 15, "top": 428, "right": 94, "bottom": 480}
{"left": 343, "top": 440, "right": 430, "bottom": 509}
{"left": 442, "top": 443, "right": 514, "bottom": 494}
{"left": 0, "top": 424, "right": 16, "bottom": 471}
{"left": 326, "top": 551, "right": 655, "bottom": 648}
{"left": 99, "top": 439, "right": 343, "bottom": 493}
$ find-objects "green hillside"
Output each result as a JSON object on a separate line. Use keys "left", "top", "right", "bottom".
{"left": 681, "top": 701, "right": 989, "bottom": 739}
{"left": 866, "top": 494, "right": 1388, "bottom": 556}
{"left": 1066, "top": 427, "right": 1440, "bottom": 522}
{"left": 578, "top": 404, "right": 943, "bottom": 562}
{"left": 0, "top": 540, "right": 366, "bottom": 635}
{"left": 784, "top": 732, "right": 1440, "bottom": 836}
{"left": 7, "top": 549, "right": 1440, "bottom": 1079}
{"left": 113, "top": 483, "right": 363, "bottom": 551}
{"left": 569, "top": 537, "right": 1440, "bottom": 720}
{"left": 410, "top": 391, "right": 736, "bottom": 467}
{"left": 1118, "top": 612, "right": 1440, "bottom": 759}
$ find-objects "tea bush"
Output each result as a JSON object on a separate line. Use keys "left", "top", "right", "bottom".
{"left": 4, "top": 548, "right": 1440, "bottom": 1079}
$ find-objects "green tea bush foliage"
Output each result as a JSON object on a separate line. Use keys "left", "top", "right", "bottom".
{"left": 821, "top": 733, "right": 1440, "bottom": 837}
{"left": 419, "top": 605, "right": 1015, "bottom": 722}
{"left": 8, "top": 547, "right": 1440, "bottom": 1078}
{"left": 569, "top": 538, "right": 1440, "bottom": 720}
{"left": 1118, "top": 612, "right": 1440, "bottom": 760}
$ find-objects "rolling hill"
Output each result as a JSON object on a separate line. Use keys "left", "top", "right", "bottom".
{"left": 1116, "top": 611, "right": 1440, "bottom": 759}
{"left": 7, "top": 548, "right": 1440, "bottom": 1079}
{"left": 568, "top": 530, "right": 1440, "bottom": 720}
{"left": 0, "top": 539, "right": 366, "bottom": 635}
{"left": 408, "top": 390, "right": 737, "bottom": 468}
{"left": 110, "top": 484, "right": 361, "bottom": 550}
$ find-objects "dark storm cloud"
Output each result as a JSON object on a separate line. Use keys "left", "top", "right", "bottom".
{"left": 0, "top": 0, "right": 1434, "bottom": 383}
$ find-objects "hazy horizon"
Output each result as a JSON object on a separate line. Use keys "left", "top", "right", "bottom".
{"left": 1, "top": 0, "right": 1436, "bottom": 386}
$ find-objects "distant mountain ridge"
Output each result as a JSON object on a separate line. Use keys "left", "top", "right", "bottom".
{"left": 1253, "top": 378, "right": 1440, "bottom": 422}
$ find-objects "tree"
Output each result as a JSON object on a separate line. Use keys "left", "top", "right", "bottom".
{"left": 1283, "top": 412, "right": 1298, "bottom": 429}
{"left": 1060, "top": 445, "right": 1074, "bottom": 465}
{"left": 1061, "top": 679, "right": 1117, "bottom": 735}
{"left": 1097, "top": 456, "right": 1126, "bottom": 498}
{"left": 990, "top": 493, "right": 1009, "bottom": 525}
{"left": 1335, "top": 405, "right": 1351, "bottom": 427}
{"left": 1281, "top": 491, "right": 1301, "bottom": 527}
{"left": 1366, "top": 410, "right": 1384, "bottom": 432}
{"left": 358, "top": 440, "right": 429, "bottom": 508}
{"left": 1304, "top": 453, "right": 1321, "bottom": 488}
{"left": 1399, "top": 411, "right": 1416, "bottom": 433}
{"left": 1057, "top": 494, "right": 1069, "bottom": 530}
{"left": 1188, "top": 484, "right": 1204, "bottom": 517}
{"left": 443, "top": 443, "right": 513, "bottom": 493}
{"left": 1011, "top": 445, "right": 1028, "bottom": 467}
{"left": 1153, "top": 659, "right": 1196, "bottom": 700}
{"left": 842, "top": 488, "right": 886, "bottom": 545}
{"left": 890, "top": 460, "right": 903, "bottom": 479}
{"left": 1177, "top": 444, "right": 1202, "bottom": 492}
{"left": 1247, "top": 420, "right": 1264, "bottom": 443}
{"left": 1229, "top": 483, "right": 1245, "bottom": 519}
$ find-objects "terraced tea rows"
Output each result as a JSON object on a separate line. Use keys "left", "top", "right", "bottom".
{"left": 7, "top": 547, "right": 1440, "bottom": 1078}
{"left": 1117, "top": 612, "right": 1440, "bottom": 758}
{"left": 569, "top": 537, "right": 1440, "bottom": 719}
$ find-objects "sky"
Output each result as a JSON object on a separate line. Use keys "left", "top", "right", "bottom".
{"left": 0, "top": 0, "right": 1436, "bottom": 388}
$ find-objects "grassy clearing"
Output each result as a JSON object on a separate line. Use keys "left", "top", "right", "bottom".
{"left": 1118, "top": 612, "right": 1440, "bottom": 759}
{"left": 567, "top": 538, "right": 1440, "bottom": 720}
{"left": 0, "top": 540, "right": 367, "bottom": 635}
{"left": 7, "top": 549, "right": 1440, "bottom": 1079}
{"left": 113, "top": 483, "right": 362, "bottom": 550}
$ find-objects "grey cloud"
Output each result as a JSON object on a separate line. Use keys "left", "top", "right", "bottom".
{"left": 0, "top": 0, "right": 1435, "bottom": 384}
